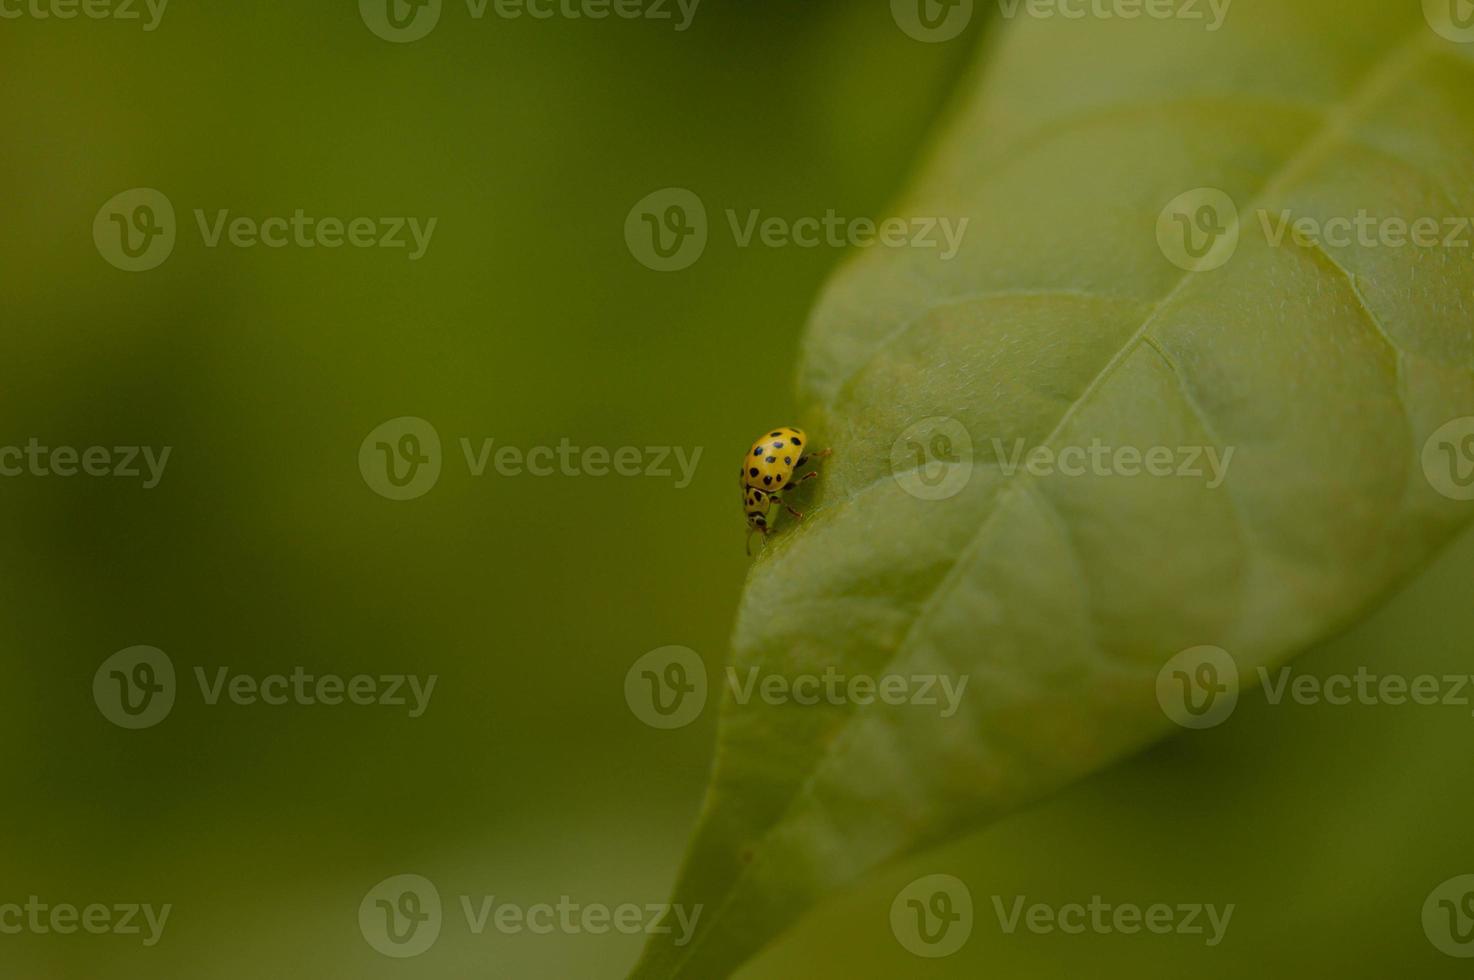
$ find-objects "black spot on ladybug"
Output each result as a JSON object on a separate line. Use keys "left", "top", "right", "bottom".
{"left": 772, "top": 442, "right": 784, "bottom": 450}
{"left": 749, "top": 467, "right": 759, "bottom": 478}
{"left": 770, "top": 431, "right": 782, "bottom": 437}
{"left": 763, "top": 476, "right": 773, "bottom": 485}
{"left": 764, "top": 456, "right": 775, "bottom": 464}
{"left": 753, "top": 448, "right": 762, "bottom": 456}
{"left": 792, "top": 437, "right": 802, "bottom": 446}
{"left": 784, "top": 456, "right": 792, "bottom": 465}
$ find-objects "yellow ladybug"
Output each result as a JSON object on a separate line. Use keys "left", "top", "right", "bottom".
{"left": 740, "top": 426, "right": 830, "bottom": 554}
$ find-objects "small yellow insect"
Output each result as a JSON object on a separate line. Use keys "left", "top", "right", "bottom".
{"left": 740, "top": 426, "right": 830, "bottom": 555}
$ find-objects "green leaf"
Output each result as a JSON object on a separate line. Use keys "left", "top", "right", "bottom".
{"left": 633, "top": 4, "right": 1474, "bottom": 977}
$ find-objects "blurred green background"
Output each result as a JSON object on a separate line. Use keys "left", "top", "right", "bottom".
{"left": 1, "top": 1, "right": 1471, "bottom": 977}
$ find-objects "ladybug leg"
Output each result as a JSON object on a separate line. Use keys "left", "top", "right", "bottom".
{"left": 782, "top": 471, "right": 819, "bottom": 492}
{"left": 772, "top": 494, "right": 804, "bottom": 520}
{"left": 794, "top": 448, "right": 832, "bottom": 470}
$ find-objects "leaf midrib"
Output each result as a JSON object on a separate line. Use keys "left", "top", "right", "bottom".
{"left": 662, "top": 22, "right": 1437, "bottom": 979}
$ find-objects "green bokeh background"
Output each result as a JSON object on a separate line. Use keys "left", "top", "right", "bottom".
{"left": 2, "top": 2, "right": 1471, "bottom": 977}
